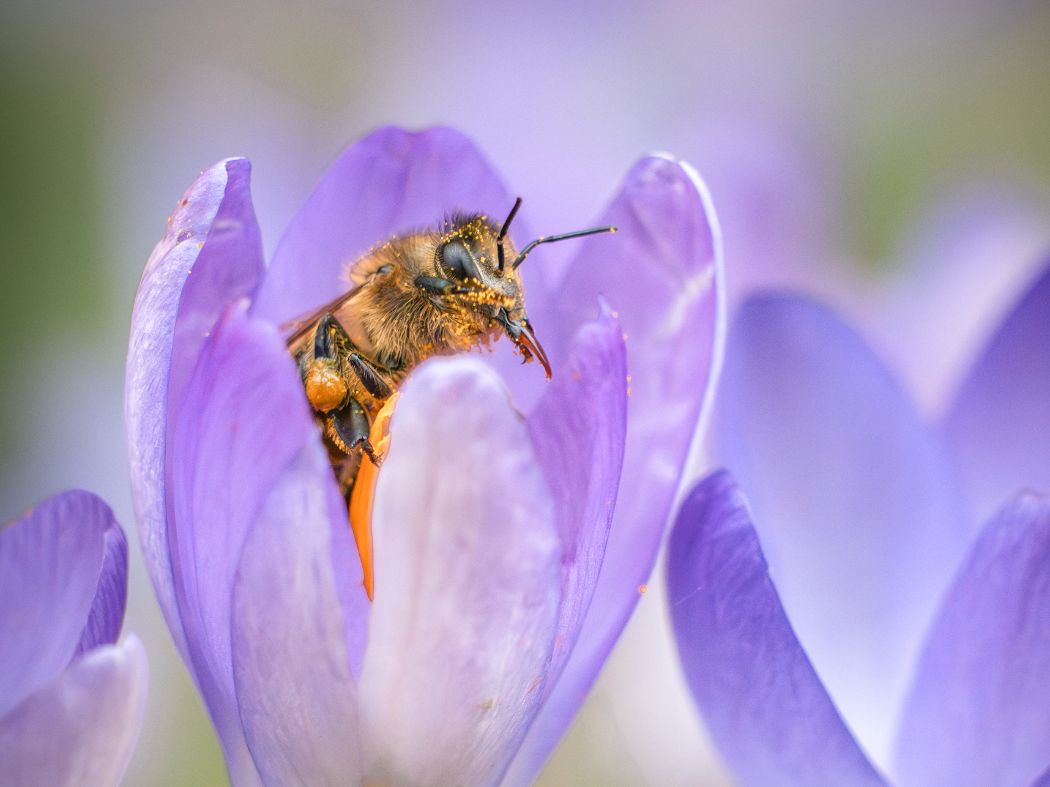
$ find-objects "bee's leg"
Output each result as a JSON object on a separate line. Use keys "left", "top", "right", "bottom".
{"left": 313, "top": 313, "right": 343, "bottom": 359}
{"left": 495, "top": 307, "right": 534, "bottom": 364}
{"left": 313, "top": 312, "right": 394, "bottom": 400}
{"left": 347, "top": 353, "right": 393, "bottom": 400}
{"left": 414, "top": 275, "right": 470, "bottom": 296}
{"left": 326, "top": 397, "right": 380, "bottom": 466}
{"left": 303, "top": 313, "right": 350, "bottom": 414}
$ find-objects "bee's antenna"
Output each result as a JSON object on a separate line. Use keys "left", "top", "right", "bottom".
{"left": 497, "top": 197, "right": 523, "bottom": 275}
{"left": 512, "top": 225, "right": 617, "bottom": 270}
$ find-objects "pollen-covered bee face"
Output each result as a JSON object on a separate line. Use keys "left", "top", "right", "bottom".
{"left": 434, "top": 221, "right": 520, "bottom": 314}
{"left": 432, "top": 220, "right": 548, "bottom": 375}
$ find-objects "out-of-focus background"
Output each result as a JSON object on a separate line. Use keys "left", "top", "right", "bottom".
{"left": 1, "top": 1, "right": 1048, "bottom": 784}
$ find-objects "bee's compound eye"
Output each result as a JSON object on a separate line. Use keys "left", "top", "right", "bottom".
{"left": 440, "top": 241, "right": 478, "bottom": 281}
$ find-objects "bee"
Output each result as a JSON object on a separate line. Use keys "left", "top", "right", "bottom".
{"left": 283, "top": 198, "right": 615, "bottom": 595}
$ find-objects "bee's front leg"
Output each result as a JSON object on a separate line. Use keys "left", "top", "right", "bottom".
{"left": 347, "top": 352, "right": 393, "bottom": 400}
{"left": 325, "top": 397, "right": 381, "bottom": 466}
{"left": 414, "top": 275, "right": 469, "bottom": 296}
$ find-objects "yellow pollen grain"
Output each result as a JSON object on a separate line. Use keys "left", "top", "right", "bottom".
{"left": 638, "top": 584, "right": 648, "bottom": 595}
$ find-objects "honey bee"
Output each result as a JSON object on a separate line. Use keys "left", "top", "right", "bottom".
{"left": 284, "top": 198, "right": 615, "bottom": 493}
{"left": 283, "top": 198, "right": 615, "bottom": 595}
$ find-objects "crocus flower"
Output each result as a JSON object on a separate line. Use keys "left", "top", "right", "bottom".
{"left": 0, "top": 490, "right": 147, "bottom": 786}
{"left": 667, "top": 261, "right": 1050, "bottom": 786}
{"left": 126, "top": 125, "right": 722, "bottom": 784}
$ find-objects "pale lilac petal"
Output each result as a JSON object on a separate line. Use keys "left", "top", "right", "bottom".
{"left": 945, "top": 260, "right": 1050, "bottom": 525}
{"left": 667, "top": 472, "right": 886, "bottom": 787}
{"left": 125, "top": 158, "right": 263, "bottom": 661}
{"left": 895, "top": 493, "right": 1050, "bottom": 787}
{"left": 252, "top": 126, "right": 519, "bottom": 326}
{"left": 507, "top": 155, "right": 724, "bottom": 780}
{"left": 75, "top": 517, "right": 128, "bottom": 656}
{"left": 231, "top": 445, "right": 362, "bottom": 786}
{"left": 166, "top": 303, "right": 365, "bottom": 782}
{"left": 0, "top": 635, "right": 148, "bottom": 787}
{"left": 0, "top": 490, "right": 115, "bottom": 716}
{"left": 713, "top": 294, "right": 969, "bottom": 763}
{"left": 360, "top": 359, "right": 561, "bottom": 786}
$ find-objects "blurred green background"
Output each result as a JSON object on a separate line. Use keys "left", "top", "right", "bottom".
{"left": 1, "top": 1, "right": 1048, "bottom": 784}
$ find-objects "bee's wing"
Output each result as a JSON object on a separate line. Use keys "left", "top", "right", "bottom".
{"left": 281, "top": 285, "right": 364, "bottom": 351}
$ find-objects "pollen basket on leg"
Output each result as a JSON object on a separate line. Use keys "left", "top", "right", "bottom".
{"left": 305, "top": 360, "right": 349, "bottom": 413}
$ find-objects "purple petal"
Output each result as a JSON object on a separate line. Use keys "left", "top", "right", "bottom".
{"left": 0, "top": 635, "right": 148, "bottom": 787}
{"left": 252, "top": 126, "right": 519, "bottom": 326}
{"left": 0, "top": 490, "right": 117, "bottom": 716}
{"left": 667, "top": 472, "right": 886, "bottom": 787}
{"left": 527, "top": 306, "right": 627, "bottom": 687}
{"left": 945, "top": 259, "right": 1050, "bottom": 525}
{"left": 75, "top": 518, "right": 128, "bottom": 657}
{"left": 506, "top": 155, "right": 725, "bottom": 781}
{"left": 714, "top": 294, "right": 970, "bottom": 762}
{"left": 126, "top": 158, "right": 263, "bottom": 662}
{"left": 360, "top": 359, "right": 561, "bottom": 786}
{"left": 166, "top": 303, "right": 366, "bottom": 781}
{"left": 497, "top": 307, "right": 627, "bottom": 783}
{"left": 872, "top": 190, "right": 1050, "bottom": 412}
{"left": 231, "top": 445, "right": 363, "bottom": 786}
{"left": 895, "top": 492, "right": 1050, "bottom": 787}
{"left": 1030, "top": 767, "right": 1050, "bottom": 787}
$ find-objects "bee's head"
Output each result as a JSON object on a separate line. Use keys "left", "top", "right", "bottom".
{"left": 434, "top": 213, "right": 526, "bottom": 312}
{"left": 423, "top": 200, "right": 616, "bottom": 379}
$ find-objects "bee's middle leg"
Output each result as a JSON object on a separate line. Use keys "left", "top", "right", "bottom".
{"left": 326, "top": 397, "right": 380, "bottom": 466}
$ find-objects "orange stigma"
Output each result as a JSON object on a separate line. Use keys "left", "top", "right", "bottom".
{"left": 348, "top": 394, "right": 398, "bottom": 601}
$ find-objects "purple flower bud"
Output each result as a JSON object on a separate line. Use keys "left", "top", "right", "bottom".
{"left": 125, "top": 126, "right": 723, "bottom": 784}
{"left": 669, "top": 262, "right": 1050, "bottom": 785}
{"left": 0, "top": 490, "right": 147, "bottom": 786}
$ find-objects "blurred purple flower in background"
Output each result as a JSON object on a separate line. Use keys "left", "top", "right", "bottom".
{"left": 125, "top": 126, "right": 722, "bottom": 784}
{"left": 0, "top": 490, "right": 147, "bottom": 786}
{"left": 667, "top": 261, "right": 1050, "bottom": 786}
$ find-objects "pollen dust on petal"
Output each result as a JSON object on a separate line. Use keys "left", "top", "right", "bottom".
{"left": 348, "top": 393, "right": 399, "bottom": 601}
